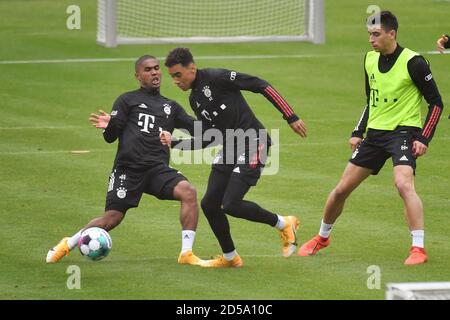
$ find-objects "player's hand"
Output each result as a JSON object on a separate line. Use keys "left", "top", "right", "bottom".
{"left": 89, "top": 110, "right": 111, "bottom": 129}
{"left": 437, "top": 35, "right": 448, "bottom": 53}
{"left": 160, "top": 130, "right": 172, "bottom": 147}
{"left": 289, "top": 119, "right": 307, "bottom": 138}
{"left": 349, "top": 137, "right": 363, "bottom": 152}
{"left": 412, "top": 140, "right": 427, "bottom": 158}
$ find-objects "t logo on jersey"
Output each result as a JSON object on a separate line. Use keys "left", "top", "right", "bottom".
{"left": 138, "top": 113, "right": 155, "bottom": 133}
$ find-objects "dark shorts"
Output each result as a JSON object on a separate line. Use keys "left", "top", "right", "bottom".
{"left": 211, "top": 143, "right": 269, "bottom": 186}
{"left": 349, "top": 127, "right": 419, "bottom": 175}
{"left": 105, "top": 164, "right": 187, "bottom": 213}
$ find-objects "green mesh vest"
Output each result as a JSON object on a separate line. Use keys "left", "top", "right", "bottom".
{"left": 365, "top": 48, "right": 423, "bottom": 130}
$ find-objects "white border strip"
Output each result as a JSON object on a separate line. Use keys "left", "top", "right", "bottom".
{"left": 0, "top": 50, "right": 447, "bottom": 65}
{"left": 0, "top": 125, "right": 85, "bottom": 130}
{"left": 0, "top": 53, "right": 361, "bottom": 65}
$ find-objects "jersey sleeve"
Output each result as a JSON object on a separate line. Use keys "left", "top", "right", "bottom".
{"left": 351, "top": 106, "right": 369, "bottom": 138}
{"left": 171, "top": 101, "right": 217, "bottom": 150}
{"left": 407, "top": 56, "right": 444, "bottom": 145}
{"left": 172, "top": 101, "right": 196, "bottom": 135}
{"left": 103, "top": 94, "right": 129, "bottom": 143}
{"left": 351, "top": 60, "right": 370, "bottom": 138}
{"left": 216, "top": 69, "right": 300, "bottom": 123}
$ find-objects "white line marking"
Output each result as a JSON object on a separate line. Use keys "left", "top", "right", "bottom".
{"left": 0, "top": 53, "right": 363, "bottom": 65}
{"left": 0, "top": 125, "right": 85, "bottom": 130}
{"left": 426, "top": 51, "right": 450, "bottom": 55}
{"left": 0, "top": 50, "right": 445, "bottom": 65}
{"left": 0, "top": 149, "right": 111, "bottom": 155}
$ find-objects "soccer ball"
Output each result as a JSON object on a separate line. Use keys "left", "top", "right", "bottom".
{"left": 78, "top": 227, "right": 112, "bottom": 261}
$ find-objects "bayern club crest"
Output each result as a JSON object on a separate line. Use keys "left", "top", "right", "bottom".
{"left": 163, "top": 103, "right": 171, "bottom": 115}
{"left": 202, "top": 86, "right": 212, "bottom": 98}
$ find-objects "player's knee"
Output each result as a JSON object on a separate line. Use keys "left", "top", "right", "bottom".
{"left": 176, "top": 181, "right": 197, "bottom": 202}
{"left": 333, "top": 185, "right": 351, "bottom": 200}
{"left": 221, "top": 199, "right": 241, "bottom": 217}
{"left": 200, "top": 197, "right": 212, "bottom": 213}
{"left": 201, "top": 197, "right": 219, "bottom": 216}
{"left": 395, "top": 179, "right": 414, "bottom": 198}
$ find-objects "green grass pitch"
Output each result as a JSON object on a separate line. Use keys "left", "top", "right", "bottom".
{"left": 0, "top": 0, "right": 448, "bottom": 300}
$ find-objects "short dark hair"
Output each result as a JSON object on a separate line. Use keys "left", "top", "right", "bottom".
{"left": 165, "top": 48, "right": 194, "bottom": 68}
{"left": 367, "top": 10, "right": 398, "bottom": 33}
{"left": 135, "top": 55, "right": 157, "bottom": 72}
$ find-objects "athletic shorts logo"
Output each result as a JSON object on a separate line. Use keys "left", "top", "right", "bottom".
{"left": 108, "top": 171, "right": 115, "bottom": 192}
{"left": 399, "top": 155, "right": 409, "bottom": 161}
{"left": 424, "top": 73, "right": 433, "bottom": 81}
{"left": 116, "top": 187, "right": 127, "bottom": 199}
{"left": 351, "top": 148, "right": 360, "bottom": 159}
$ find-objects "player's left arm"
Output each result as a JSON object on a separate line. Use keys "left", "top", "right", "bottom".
{"left": 408, "top": 56, "right": 444, "bottom": 156}
{"left": 173, "top": 102, "right": 196, "bottom": 134}
{"left": 218, "top": 70, "right": 307, "bottom": 138}
{"left": 436, "top": 34, "right": 449, "bottom": 53}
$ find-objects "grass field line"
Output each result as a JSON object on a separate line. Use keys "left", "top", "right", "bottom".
{"left": 0, "top": 51, "right": 447, "bottom": 65}
{"left": 0, "top": 143, "right": 337, "bottom": 155}
{"left": 0, "top": 125, "right": 86, "bottom": 130}
{"left": 0, "top": 53, "right": 361, "bottom": 65}
{"left": 1, "top": 137, "right": 448, "bottom": 155}
{"left": 0, "top": 149, "right": 110, "bottom": 155}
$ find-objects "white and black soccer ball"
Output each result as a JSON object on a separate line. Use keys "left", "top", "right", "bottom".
{"left": 78, "top": 227, "right": 112, "bottom": 261}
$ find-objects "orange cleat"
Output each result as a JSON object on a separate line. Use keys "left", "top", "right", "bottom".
{"left": 46, "top": 237, "right": 70, "bottom": 263}
{"left": 200, "top": 254, "right": 243, "bottom": 268}
{"left": 298, "top": 235, "right": 330, "bottom": 257}
{"left": 404, "top": 246, "right": 428, "bottom": 265}
{"left": 177, "top": 251, "right": 203, "bottom": 266}
{"left": 279, "top": 216, "right": 300, "bottom": 257}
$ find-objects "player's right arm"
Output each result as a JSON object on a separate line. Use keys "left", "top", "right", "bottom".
{"left": 349, "top": 64, "right": 370, "bottom": 151}
{"left": 89, "top": 110, "right": 110, "bottom": 129}
{"left": 101, "top": 95, "right": 129, "bottom": 143}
